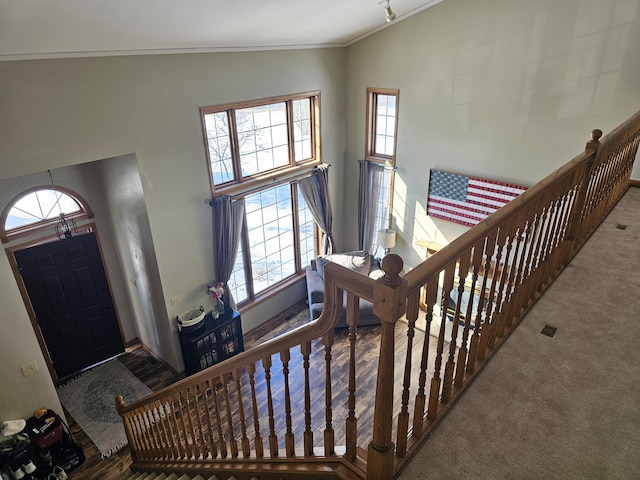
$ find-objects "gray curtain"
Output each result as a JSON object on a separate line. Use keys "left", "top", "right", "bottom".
{"left": 210, "top": 195, "right": 245, "bottom": 310}
{"left": 298, "top": 164, "right": 335, "bottom": 254}
{"left": 358, "top": 160, "right": 388, "bottom": 254}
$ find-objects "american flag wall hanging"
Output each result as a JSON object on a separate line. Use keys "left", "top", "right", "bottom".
{"left": 427, "top": 169, "right": 528, "bottom": 227}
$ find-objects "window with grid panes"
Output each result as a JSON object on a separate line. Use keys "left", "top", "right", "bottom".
{"left": 201, "top": 92, "right": 320, "bottom": 306}
{"left": 365, "top": 88, "right": 399, "bottom": 162}
{"left": 364, "top": 88, "right": 398, "bottom": 233}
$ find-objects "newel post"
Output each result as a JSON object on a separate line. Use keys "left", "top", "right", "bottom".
{"left": 367, "top": 254, "right": 407, "bottom": 480}
{"left": 564, "top": 129, "right": 602, "bottom": 258}
{"left": 116, "top": 395, "right": 137, "bottom": 461}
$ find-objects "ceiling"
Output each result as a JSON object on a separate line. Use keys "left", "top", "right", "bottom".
{"left": 0, "top": 0, "right": 443, "bottom": 61}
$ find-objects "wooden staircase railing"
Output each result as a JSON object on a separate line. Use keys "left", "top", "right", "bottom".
{"left": 117, "top": 110, "right": 640, "bottom": 480}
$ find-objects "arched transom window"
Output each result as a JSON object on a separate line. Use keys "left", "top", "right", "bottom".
{"left": 1, "top": 186, "right": 93, "bottom": 243}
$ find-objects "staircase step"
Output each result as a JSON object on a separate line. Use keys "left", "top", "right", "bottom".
{"left": 125, "top": 473, "right": 148, "bottom": 480}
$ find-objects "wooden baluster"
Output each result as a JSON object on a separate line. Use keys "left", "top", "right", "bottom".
{"left": 523, "top": 205, "right": 548, "bottom": 305}
{"left": 221, "top": 374, "right": 239, "bottom": 458}
{"left": 234, "top": 368, "right": 251, "bottom": 458}
{"left": 166, "top": 394, "right": 184, "bottom": 459}
{"left": 441, "top": 252, "right": 471, "bottom": 403}
{"left": 427, "top": 263, "right": 455, "bottom": 417}
{"left": 522, "top": 206, "right": 542, "bottom": 287}
{"left": 492, "top": 220, "right": 519, "bottom": 339}
{"left": 280, "top": 349, "right": 295, "bottom": 457}
{"left": 414, "top": 276, "right": 438, "bottom": 431}
{"left": 537, "top": 198, "right": 559, "bottom": 285}
{"left": 210, "top": 379, "right": 228, "bottom": 458}
{"left": 543, "top": 194, "right": 566, "bottom": 277}
{"left": 136, "top": 409, "right": 153, "bottom": 459}
{"left": 116, "top": 397, "right": 138, "bottom": 461}
{"left": 263, "top": 355, "right": 279, "bottom": 457}
{"left": 345, "top": 292, "right": 359, "bottom": 461}
{"left": 465, "top": 240, "right": 484, "bottom": 376}
{"left": 196, "top": 383, "right": 217, "bottom": 459}
{"left": 476, "top": 232, "right": 497, "bottom": 361}
{"left": 565, "top": 130, "right": 601, "bottom": 253}
{"left": 396, "top": 290, "right": 419, "bottom": 457}
{"left": 148, "top": 403, "right": 165, "bottom": 459}
{"left": 323, "top": 329, "right": 335, "bottom": 457}
{"left": 182, "top": 390, "right": 199, "bottom": 458}
{"left": 138, "top": 408, "right": 154, "bottom": 459}
{"left": 163, "top": 398, "right": 179, "bottom": 459}
{"left": 156, "top": 398, "right": 178, "bottom": 459}
{"left": 500, "top": 215, "right": 526, "bottom": 330}
{"left": 367, "top": 254, "right": 406, "bottom": 480}
{"left": 484, "top": 229, "right": 506, "bottom": 350}
{"left": 248, "top": 362, "right": 264, "bottom": 458}
{"left": 175, "top": 392, "right": 192, "bottom": 458}
{"left": 505, "top": 213, "right": 535, "bottom": 326}
{"left": 301, "top": 340, "right": 314, "bottom": 457}
{"left": 191, "top": 386, "right": 208, "bottom": 459}
{"left": 140, "top": 407, "right": 160, "bottom": 459}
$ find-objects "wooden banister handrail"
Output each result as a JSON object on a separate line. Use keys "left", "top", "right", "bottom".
{"left": 117, "top": 262, "right": 376, "bottom": 415}
{"left": 403, "top": 146, "right": 596, "bottom": 294}
{"left": 117, "top": 110, "right": 640, "bottom": 480}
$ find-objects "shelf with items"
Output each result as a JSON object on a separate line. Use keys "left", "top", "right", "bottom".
{"left": 178, "top": 308, "right": 244, "bottom": 375}
{"left": 0, "top": 410, "right": 84, "bottom": 480}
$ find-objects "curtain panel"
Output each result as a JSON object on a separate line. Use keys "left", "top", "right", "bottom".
{"left": 210, "top": 195, "right": 245, "bottom": 310}
{"left": 298, "top": 164, "right": 335, "bottom": 255}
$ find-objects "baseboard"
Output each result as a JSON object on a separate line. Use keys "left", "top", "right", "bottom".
{"left": 628, "top": 179, "right": 640, "bottom": 188}
{"left": 243, "top": 300, "right": 307, "bottom": 346}
{"left": 127, "top": 339, "right": 180, "bottom": 376}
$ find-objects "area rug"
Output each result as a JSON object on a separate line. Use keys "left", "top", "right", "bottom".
{"left": 57, "top": 358, "right": 152, "bottom": 457}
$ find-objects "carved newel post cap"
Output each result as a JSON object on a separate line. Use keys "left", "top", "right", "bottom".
{"left": 585, "top": 129, "right": 602, "bottom": 152}
{"left": 115, "top": 395, "right": 126, "bottom": 412}
{"left": 381, "top": 254, "right": 403, "bottom": 278}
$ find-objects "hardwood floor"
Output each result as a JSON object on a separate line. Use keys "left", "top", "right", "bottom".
{"left": 63, "top": 302, "right": 443, "bottom": 479}
{"left": 64, "top": 344, "right": 184, "bottom": 479}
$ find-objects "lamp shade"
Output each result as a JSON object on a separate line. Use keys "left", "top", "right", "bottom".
{"left": 377, "top": 228, "right": 397, "bottom": 249}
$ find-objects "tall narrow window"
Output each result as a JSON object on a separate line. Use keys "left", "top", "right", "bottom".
{"left": 365, "top": 88, "right": 399, "bottom": 163}
{"left": 201, "top": 92, "right": 321, "bottom": 309}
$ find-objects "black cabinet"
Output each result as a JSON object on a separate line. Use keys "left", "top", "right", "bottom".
{"left": 178, "top": 309, "right": 244, "bottom": 375}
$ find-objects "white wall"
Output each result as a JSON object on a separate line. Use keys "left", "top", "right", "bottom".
{"left": 0, "top": 48, "right": 346, "bottom": 418}
{"left": 344, "top": 0, "right": 640, "bottom": 268}
{"left": 96, "top": 154, "right": 177, "bottom": 367}
{"left": 0, "top": 250, "right": 65, "bottom": 421}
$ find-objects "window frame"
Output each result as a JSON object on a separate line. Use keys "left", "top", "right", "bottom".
{"left": 1, "top": 186, "right": 93, "bottom": 244}
{"left": 200, "top": 91, "right": 322, "bottom": 198}
{"left": 365, "top": 87, "right": 400, "bottom": 164}
{"left": 200, "top": 92, "right": 322, "bottom": 311}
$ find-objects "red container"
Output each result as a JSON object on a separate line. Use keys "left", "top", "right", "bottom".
{"left": 27, "top": 411, "right": 64, "bottom": 450}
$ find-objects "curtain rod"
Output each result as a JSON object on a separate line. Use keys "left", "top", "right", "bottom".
{"left": 208, "top": 164, "right": 330, "bottom": 204}
{"left": 358, "top": 159, "right": 398, "bottom": 171}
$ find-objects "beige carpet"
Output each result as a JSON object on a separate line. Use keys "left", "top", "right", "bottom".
{"left": 399, "top": 187, "right": 640, "bottom": 479}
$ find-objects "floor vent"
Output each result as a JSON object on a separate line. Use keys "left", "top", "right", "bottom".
{"left": 616, "top": 224, "right": 627, "bottom": 230}
{"left": 541, "top": 325, "right": 557, "bottom": 337}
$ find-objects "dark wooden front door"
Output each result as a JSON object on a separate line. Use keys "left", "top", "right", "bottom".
{"left": 15, "top": 232, "right": 124, "bottom": 380}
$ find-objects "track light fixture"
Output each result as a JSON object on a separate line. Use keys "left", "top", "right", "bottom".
{"left": 384, "top": 1, "right": 396, "bottom": 22}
